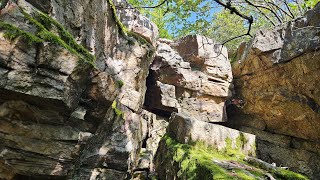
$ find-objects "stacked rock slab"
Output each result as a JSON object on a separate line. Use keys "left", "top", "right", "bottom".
{"left": 146, "top": 36, "right": 261, "bottom": 179}
{"left": 230, "top": 3, "right": 320, "bottom": 179}
{"left": 145, "top": 35, "right": 233, "bottom": 122}
{"left": 0, "top": 0, "right": 157, "bottom": 179}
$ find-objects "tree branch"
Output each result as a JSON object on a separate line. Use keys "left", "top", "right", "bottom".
{"left": 213, "top": 0, "right": 253, "bottom": 45}
{"left": 245, "top": 0, "right": 283, "bottom": 23}
{"left": 267, "top": 1, "right": 294, "bottom": 19}
{"left": 116, "top": 0, "right": 168, "bottom": 9}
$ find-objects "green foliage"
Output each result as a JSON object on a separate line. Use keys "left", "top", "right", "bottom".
{"left": 112, "top": 100, "right": 124, "bottom": 118}
{"left": 128, "top": 0, "right": 320, "bottom": 54}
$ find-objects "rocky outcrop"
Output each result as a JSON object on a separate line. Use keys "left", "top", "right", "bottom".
{"left": 155, "top": 130, "right": 306, "bottom": 180}
{"left": 145, "top": 35, "right": 232, "bottom": 122}
{"left": 113, "top": 0, "right": 159, "bottom": 46}
{"left": 0, "top": 0, "right": 317, "bottom": 179}
{"left": 230, "top": 3, "right": 320, "bottom": 179}
{"left": 0, "top": 0, "right": 156, "bottom": 179}
{"left": 168, "top": 113, "right": 256, "bottom": 156}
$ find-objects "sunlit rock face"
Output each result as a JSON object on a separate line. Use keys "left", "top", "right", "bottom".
{"left": 0, "top": 0, "right": 157, "bottom": 179}
{"left": 145, "top": 35, "right": 233, "bottom": 122}
{"left": 230, "top": 3, "right": 320, "bottom": 179}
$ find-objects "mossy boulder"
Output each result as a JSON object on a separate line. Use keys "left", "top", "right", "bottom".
{"left": 155, "top": 135, "right": 309, "bottom": 180}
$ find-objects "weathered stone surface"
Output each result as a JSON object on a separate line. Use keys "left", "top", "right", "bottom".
{"left": 233, "top": 39, "right": 320, "bottom": 141}
{"left": 113, "top": 0, "right": 159, "bottom": 45}
{"left": 108, "top": 38, "right": 154, "bottom": 112}
{"left": 135, "top": 110, "right": 168, "bottom": 173}
{"left": 230, "top": 5, "right": 320, "bottom": 179}
{"left": 174, "top": 35, "right": 233, "bottom": 82}
{"left": 73, "top": 100, "right": 146, "bottom": 179}
{"left": 49, "top": 0, "right": 156, "bottom": 112}
{"left": 0, "top": 101, "right": 93, "bottom": 177}
{"left": 0, "top": 0, "right": 157, "bottom": 179}
{"left": 0, "top": 2, "right": 92, "bottom": 112}
{"left": 257, "top": 140, "right": 320, "bottom": 179}
{"left": 168, "top": 113, "right": 256, "bottom": 156}
{"left": 145, "top": 35, "right": 232, "bottom": 122}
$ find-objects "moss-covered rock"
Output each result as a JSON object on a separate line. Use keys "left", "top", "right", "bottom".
{"left": 0, "top": 5, "right": 96, "bottom": 68}
{"left": 155, "top": 135, "right": 309, "bottom": 180}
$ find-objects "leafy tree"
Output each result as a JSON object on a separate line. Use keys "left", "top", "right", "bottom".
{"left": 126, "top": 0, "right": 320, "bottom": 52}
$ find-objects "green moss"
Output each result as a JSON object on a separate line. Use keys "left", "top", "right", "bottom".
{"left": 21, "top": 10, "right": 96, "bottom": 67}
{"left": 33, "top": 11, "right": 96, "bottom": 64}
{"left": 164, "top": 135, "right": 239, "bottom": 180}
{"left": 116, "top": 80, "right": 124, "bottom": 88}
{"left": 0, "top": 7, "right": 96, "bottom": 68}
{"left": 224, "top": 137, "right": 245, "bottom": 159}
{"left": 162, "top": 135, "right": 308, "bottom": 180}
{"left": 106, "top": 0, "right": 153, "bottom": 48}
{"left": 273, "top": 169, "right": 309, "bottom": 180}
{"left": 111, "top": 100, "right": 124, "bottom": 118}
{"left": 0, "top": 22, "right": 43, "bottom": 44}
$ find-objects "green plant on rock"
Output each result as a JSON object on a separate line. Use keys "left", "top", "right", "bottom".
{"left": 112, "top": 100, "right": 124, "bottom": 118}
{"left": 116, "top": 80, "right": 124, "bottom": 88}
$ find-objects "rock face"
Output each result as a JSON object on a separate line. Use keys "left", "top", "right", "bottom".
{"left": 0, "top": 0, "right": 317, "bottom": 179}
{"left": 0, "top": 0, "right": 156, "bottom": 179}
{"left": 168, "top": 113, "right": 256, "bottom": 156}
{"left": 113, "top": 0, "right": 159, "bottom": 46}
{"left": 145, "top": 35, "right": 233, "bottom": 122}
{"left": 230, "top": 3, "right": 320, "bottom": 179}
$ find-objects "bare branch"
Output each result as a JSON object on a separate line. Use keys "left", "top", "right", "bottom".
{"left": 213, "top": 0, "right": 253, "bottom": 44}
{"left": 267, "top": 1, "right": 294, "bottom": 19}
{"left": 116, "top": 0, "right": 167, "bottom": 9}
{"left": 284, "top": 1, "right": 295, "bottom": 19}
{"left": 245, "top": 0, "right": 283, "bottom": 23}
{"left": 213, "top": 0, "right": 253, "bottom": 24}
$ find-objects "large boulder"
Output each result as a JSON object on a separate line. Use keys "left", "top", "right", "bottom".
{"left": 168, "top": 113, "right": 256, "bottom": 156}
{"left": 145, "top": 35, "right": 233, "bottom": 122}
{"left": 230, "top": 3, "right": 320, "bottom": 179}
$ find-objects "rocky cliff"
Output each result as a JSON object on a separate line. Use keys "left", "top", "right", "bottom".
{"left": 0, "top": 0, "right": 317, "bottom": 179}
{"left": 230, "top": 3, "right": 320, "bottom": 179}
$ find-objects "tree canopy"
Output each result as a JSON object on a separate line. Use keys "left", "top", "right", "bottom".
{"left": 125, "top": 0, "right": 319, "bottom": 52}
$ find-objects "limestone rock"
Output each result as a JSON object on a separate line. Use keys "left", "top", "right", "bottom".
{"left": 0, "top": 100, "right": 93, "bottom": 177}
{"left": 0, "top": 0, "right": 157, "bottom": 179}
{"left": 168, "top": 113, "right": 256, "bottom": 156}
{"left": 0, "top": 2, "right": 91, "bottom": 112}
{"left": 135, "top": 110, "right": 168, "bottom": 173}
{"left": 73, "top": 100, "right": 146, "bottom": 179}
{"left": 230, "top": 4, "right": 320, "bottom": 179}
{"left": 46, "top": 0, "right": 157, "bottom": 112}
{"left": 145, "top": 35, "right": 232, "bottom": 122}
{"left": 113, "top": 0, "right": 159, "bottom": 45}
